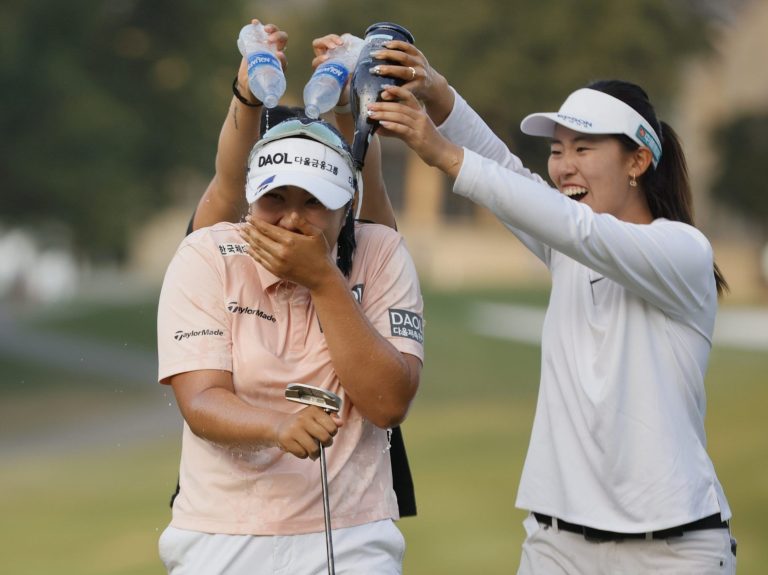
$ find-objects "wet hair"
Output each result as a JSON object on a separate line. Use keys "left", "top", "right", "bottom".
{"left": 313, "top": 119, "right": 357, "bottom": 278}
{"left": 258, "top": 105, "right": 307, "bottom": 136}
{"left": 587, "top": 80, "right": 728, "bottom": 296}
{"left": 336, "top": 202, "right": 357, "bottom": 277}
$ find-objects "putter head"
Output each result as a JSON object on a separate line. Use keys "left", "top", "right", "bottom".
{"left": 285, "top": 383, "right": 342, "bottom": 413}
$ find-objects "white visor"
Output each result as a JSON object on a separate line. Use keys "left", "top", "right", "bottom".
{"left": 520, "top": 88, "right": 662, "bottom": 167}
{"left": 246, "top": 137, "right": 355, "bottom": 209}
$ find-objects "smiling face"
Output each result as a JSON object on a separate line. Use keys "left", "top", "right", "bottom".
{"left": 250, "top": 185, "right": 348, "bottom": 246}
{"left": 548, "top": 124, "right": 653, "bottom": 224}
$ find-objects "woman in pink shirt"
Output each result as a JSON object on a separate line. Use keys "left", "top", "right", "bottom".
{"left": 156, "top": 23, "right": 424, "bottom": 575}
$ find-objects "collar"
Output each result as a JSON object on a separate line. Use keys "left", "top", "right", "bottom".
{"left": 255, "top": 264, "right": 283, "bottom": 291}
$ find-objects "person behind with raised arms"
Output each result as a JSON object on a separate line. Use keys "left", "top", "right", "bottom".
{"left": 184, "top": 22, "right": 420, "bottom": 521}
{"left": 363, "top": 42, "right": 736, "bottom": 574}
{"left": 191, "top": 22, "right": 395, "bottom": 231}
{"left": 156, "top": 21, "right": 424, "bottom": 575}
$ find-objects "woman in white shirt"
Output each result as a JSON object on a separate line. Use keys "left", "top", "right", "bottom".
{"left": 364, "top": 43, "right": 736, "bottom": 575}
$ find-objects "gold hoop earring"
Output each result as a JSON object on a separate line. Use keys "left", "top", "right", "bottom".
{"left": 629, "top": 173, "right": 638, "bottom": 188}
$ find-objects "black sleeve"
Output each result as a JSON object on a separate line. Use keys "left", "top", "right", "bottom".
{"left": 390, "top": 425, "right": 417, "bottom": 517}
{"left": 185, "top": 212, "right": 195, "bottom": 237}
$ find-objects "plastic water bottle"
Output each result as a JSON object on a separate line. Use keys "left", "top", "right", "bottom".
{"left": 303, "top": 34, "right": 364, "bottom": 119}
{"left": 349, "top": 22, "right": 414, "bottom": 168}
{"left": 236, "top": 23, "right": 286, "bottom": 108}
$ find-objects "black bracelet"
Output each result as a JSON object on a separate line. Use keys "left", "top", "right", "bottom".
{"left": 232, "top": 77, "right": 262, "bottom": 108}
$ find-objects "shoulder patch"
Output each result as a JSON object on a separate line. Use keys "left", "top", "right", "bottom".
{"left": 388, "top": 308, "right": 423, "bottom": 344}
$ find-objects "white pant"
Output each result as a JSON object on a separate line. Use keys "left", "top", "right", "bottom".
{"left": 517, "top": 514, "right": 737, "bottom": 575}
{"left": 159, "top": 519, "right": 405, "bottom": 575}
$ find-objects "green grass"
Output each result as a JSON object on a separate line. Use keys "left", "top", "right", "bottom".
{"left": 0, "top": 351, "right": 119, "bottom": 393}
{"left": 399, "top": 400, "right": 533, "bottom": 573}
{"left": 1, "top": 289, "right": 766, "bottom": 574}
{"left": 701, "top": 347, "right": 768, "bottom": 572}
{"left": 23, "top": 297, "right": 160, "bottom": 352}
{"left": 0, "top": 442, "right": 178, "bottom": 575}
{"left": 418, "top": 288, "right": 542, "bottom": 402}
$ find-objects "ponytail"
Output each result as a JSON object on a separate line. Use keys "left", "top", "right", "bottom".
{"left": 336, "top": 203, "right": 356, "bottom": 277}
{"left": 641, "top": 122, "right": 729, "bottom": 296}
{"left": 643, "top": 122, "right": 693, "bottom": 225}
{"left": 588, "top": 80, "right": 729, "bottom": 296}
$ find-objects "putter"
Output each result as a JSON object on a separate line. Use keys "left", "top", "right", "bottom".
{"left": 285, "top": 383, "right": 342, "bottom": 575}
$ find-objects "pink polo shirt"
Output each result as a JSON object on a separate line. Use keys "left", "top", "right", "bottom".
{"left": 157, "top": 221, "right": 424, "bottom": 535}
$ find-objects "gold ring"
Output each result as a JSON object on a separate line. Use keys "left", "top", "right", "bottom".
{"left": 408, "top": 66, "right": 416, "bottom": 80}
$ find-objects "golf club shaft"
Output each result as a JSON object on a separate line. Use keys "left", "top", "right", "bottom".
{"left": 319, "top": 443, "right": 335, "bottom": 575}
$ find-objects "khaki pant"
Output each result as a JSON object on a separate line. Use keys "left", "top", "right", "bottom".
{"left": 517, "top": 514, "right": 737, "bottom": 575}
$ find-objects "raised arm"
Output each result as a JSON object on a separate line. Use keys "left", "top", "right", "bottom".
{"left": 192, "top": 21, "right": 287, "bottom": 230}
{"left": 194, "top": 29, "right": 399, "bottom": 233}
{"left": 370, "top": 87, "right": 715, "bottom": 321}
{"left": 311, "top": 34, "right": 396, "bottom": 229}
{"left": 369, "top": 41, "right": 548, "bottom": 182}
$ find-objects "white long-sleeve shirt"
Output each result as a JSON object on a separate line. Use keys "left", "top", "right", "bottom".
{"left": 438, "top": 89, "right": 731, "bottom": 532}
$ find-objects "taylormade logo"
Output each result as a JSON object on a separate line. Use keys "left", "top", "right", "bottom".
{"left": 227, "top": 301, "right": 276, "bottom": 323}
{"left": 174, "top": 329, "right": 224, "bottom": 341}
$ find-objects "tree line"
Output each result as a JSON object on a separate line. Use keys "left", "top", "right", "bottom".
{"left": 5, "top": 0, "right": 759, "bottom": 261}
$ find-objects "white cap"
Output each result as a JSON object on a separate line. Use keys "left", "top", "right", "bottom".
{"left": 246, "top": 137, "right": 355, "bottom": 208}
{"left": 520, "top": 88, "right": 662, "bottom": 167}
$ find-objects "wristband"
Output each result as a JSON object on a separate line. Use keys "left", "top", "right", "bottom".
{"left": 232, "top": 77, "right": 262, "bottom": 108}
{"left": 333, "top": 102, "right": 352, "bottom": 114}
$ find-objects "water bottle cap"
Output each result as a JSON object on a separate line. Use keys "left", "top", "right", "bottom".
{"left": 262, "top": 94, "right": 279, "bottom": 108}
{"left": 363, "top": 22, "right": 414, "bottom": 44}
{"left": 305, "top": 104, "right": 321, "bottom": 119}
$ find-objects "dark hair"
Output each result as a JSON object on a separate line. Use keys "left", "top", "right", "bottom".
{"left": 587, "top": 80, "right": 728, "bottom": 296}
{"left": 336, "top": 204, "right": 357, "bottom": 277}
{"left": 258, "top": 105, "right": 307, "bottom": 136}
